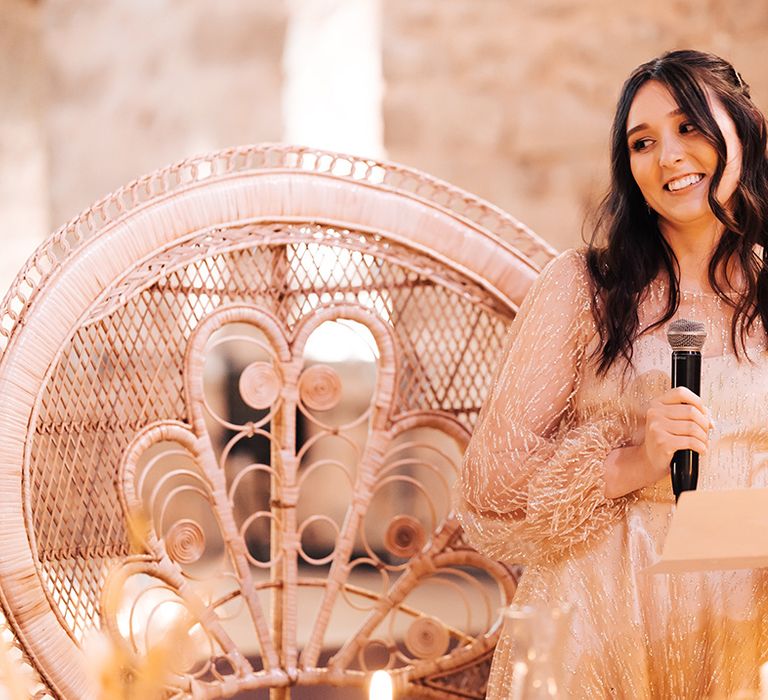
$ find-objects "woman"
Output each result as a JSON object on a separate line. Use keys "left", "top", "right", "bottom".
{"left": 457, "top": 50, "right": 768, "bottom": 698}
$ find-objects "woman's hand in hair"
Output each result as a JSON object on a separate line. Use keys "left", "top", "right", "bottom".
{"left": 604, "top": 387, "right": 713, "bottom": 498}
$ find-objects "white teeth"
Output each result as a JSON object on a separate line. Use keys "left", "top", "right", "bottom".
{"left": 667, "top": 174, "right": 704, "bottom": 192}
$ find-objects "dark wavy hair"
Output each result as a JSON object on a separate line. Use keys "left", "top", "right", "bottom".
{"left": 586, "top": 49, "right": 768, "bottom": 374}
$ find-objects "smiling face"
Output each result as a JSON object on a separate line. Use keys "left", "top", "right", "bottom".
{"left": 626, "top": 79, "right": 742, "bottom": 238}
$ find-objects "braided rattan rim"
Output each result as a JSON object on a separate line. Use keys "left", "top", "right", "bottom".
{"left": 0, "top": 143, "right": 555, "bottom": 360}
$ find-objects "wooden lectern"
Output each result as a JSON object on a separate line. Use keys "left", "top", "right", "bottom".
{"left": 649, "top": 488, "right": 768, "bottom": 574}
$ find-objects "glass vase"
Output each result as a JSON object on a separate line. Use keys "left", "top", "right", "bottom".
{"left": 500, "top": 602, "right": 571, "bottom": 699}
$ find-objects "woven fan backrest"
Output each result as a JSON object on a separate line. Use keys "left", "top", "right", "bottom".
{"left": 0, "top": 145, "right": 556, "bottom": 699}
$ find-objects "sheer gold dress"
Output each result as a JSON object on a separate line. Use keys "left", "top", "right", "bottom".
{"left": 456, "top": 250, "right": 768, "bottom": 699}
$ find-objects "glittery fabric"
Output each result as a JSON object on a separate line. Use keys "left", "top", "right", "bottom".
{"left": 456, "top": 249, "right": 768, "bottom": 699}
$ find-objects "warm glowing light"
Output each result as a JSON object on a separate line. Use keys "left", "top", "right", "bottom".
{"left": 369, "top": 670, "right": 393, "bottom": 700}
{"left": 760, "top": 661, "right": 768, "bottom": 700}
{"left": 510, "top": 660, "right": 529, "bottom": 700}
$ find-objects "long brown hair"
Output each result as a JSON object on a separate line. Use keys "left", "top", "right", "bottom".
{"left": 586, "top": 50, "right": 768, "bottom": 374}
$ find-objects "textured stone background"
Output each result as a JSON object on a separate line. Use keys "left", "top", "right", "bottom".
{"left": 383, "top": 0, "right": 768, "bottom": 251}
{"left": 2, "top": 0, "right": 767, "bottom": 290}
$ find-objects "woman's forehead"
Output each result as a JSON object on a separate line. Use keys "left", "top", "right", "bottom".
{"left": 626, "top": 79, "right": 731, "bottom": 133}
{"left": 626, "top": 81, "right": 680, "bottom": 131}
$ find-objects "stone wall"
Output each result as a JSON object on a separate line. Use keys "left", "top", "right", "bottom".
{"left": 0, "top": 0, "right": 48, "bottom": 290}
{"left": 383, "top": 0, "right": 768, "bottom": 252}
{"left": 2, "top": 0, "right": 768, "bottom": 290}
{"left": 1, "top": 0, "right": 287, "bottom": 294}
{"left": 43, "top": 0, "right": 287, "bottom": 227}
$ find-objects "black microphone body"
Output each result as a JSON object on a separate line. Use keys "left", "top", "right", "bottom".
{"left": 670, "top": 349, "right": 701, "bottom": 500}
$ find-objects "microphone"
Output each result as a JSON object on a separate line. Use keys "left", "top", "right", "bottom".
{"left": 666, "top": 318, "right": 707, "bottom": 501}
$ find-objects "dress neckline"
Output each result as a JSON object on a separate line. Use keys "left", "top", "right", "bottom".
{"left": 679, "top": 286, "right": 719, "bottom": 298}
{"left": 647, "top": 277, "right": 722, "bottom": 301}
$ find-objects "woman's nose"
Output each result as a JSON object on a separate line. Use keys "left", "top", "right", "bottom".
{"left": 658, "top": 136, "right": 684, "bottom": 168}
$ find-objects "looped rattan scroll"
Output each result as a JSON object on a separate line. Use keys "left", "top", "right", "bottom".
{"left": 298, "top": 364, "right": 342, "bottom": 412}
{"left": 405, "top": 616, "right": 450, "bottom": 660}
{"left": 384, "top": 515, "right": 426, "bottom": 559}
{"left": 0, "top": 144, "right": 554, "bottom": 699}
{"left": 166, "top": 520, "right": 206, "bottom": 565}
{"left": 239, "top": 361, "right": 282, "bottom": 410}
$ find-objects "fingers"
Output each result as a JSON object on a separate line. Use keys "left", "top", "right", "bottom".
{"left": 664, "top": 433, "right": 710, "bottom": 456}
{"left": 643, "top": 388, "right": 714, "bottom": 477}
{"left": 661, "top": 403, "right": 712, "bottom": 434}
{"left": 660, "top": 385, "right": 707, "bottom": 410}
{"left": 645, "top": 414, "right": 709, "bottom": 456}
{"left": 657, "top": 387, "right": 715, "bottom": 429}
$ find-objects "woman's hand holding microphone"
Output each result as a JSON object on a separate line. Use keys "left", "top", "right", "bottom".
{"left": 604, "top": 386, "right": 714, "bottom": 499}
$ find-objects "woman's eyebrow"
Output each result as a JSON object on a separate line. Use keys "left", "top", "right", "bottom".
{"left": 626, "top": 108, "right": 685, "bottom": 139}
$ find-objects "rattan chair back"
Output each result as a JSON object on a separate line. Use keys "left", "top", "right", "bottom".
{"left": 0, "top": 145, "right": 556, "bottom": 699}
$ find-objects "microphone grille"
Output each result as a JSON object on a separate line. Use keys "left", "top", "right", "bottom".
{"left": 667, "top": 318, "right": 707, "bottom": 351}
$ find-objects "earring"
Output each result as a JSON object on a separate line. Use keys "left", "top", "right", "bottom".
{"left": 645, "top": 201, "right": 653, "bottom": 215}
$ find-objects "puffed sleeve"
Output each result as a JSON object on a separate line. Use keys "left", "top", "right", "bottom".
{"left": 455, "top": 249, "right": 635, "bottom": 565}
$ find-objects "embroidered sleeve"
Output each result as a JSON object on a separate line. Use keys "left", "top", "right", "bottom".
{"left": 455, "top": 250, "right": 634, "bottom": 565}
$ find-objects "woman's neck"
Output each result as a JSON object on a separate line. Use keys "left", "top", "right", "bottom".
{"left": 658, "top": 218, "right": 723, "bottom": 292}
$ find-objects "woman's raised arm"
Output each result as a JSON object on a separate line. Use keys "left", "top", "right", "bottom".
{"left": 455, "top": 250, "right": 634, "bottom": 565}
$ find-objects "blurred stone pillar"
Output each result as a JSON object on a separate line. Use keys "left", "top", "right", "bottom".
{"left": 283, "top": 0, "right": 383, "bottom": 157}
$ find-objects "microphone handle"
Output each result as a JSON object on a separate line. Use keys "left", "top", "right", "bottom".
{"left": 670, "top": 350, "right": 701, "bottom": 501}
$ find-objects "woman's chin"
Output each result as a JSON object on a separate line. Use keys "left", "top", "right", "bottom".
{"left": 657, "top": 206, "right": 719, "bottom": 232}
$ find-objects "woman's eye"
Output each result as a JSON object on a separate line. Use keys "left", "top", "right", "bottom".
{"left": 680, "top": 122, "right": 697, "bottom": 134}
{"left": 631, "top": 138, "right": 653, "bottom": 152}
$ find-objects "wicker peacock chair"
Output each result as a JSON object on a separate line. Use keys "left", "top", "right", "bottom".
{"left": 0, "top": 145, "right": 556, "bottom": 699}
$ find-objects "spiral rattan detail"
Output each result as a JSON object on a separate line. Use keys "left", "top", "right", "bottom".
{"left": 298, "top": 364, "right": 343, "bottom": 412}
{"left": 239, "top": 361, "right": 283, "bottom": 410}
{"left": 405, "top": 617, "right": 451, "bottom": 660}
{"left": 165, "top": 520, "right": 206, "bottom": 565}
{"left": 384, "top": 515, "right": 426, "bottom": 559}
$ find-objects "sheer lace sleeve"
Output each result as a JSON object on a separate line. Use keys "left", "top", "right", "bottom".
{"left": 455, "top": 250, "right": 634, "bottom": 565}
